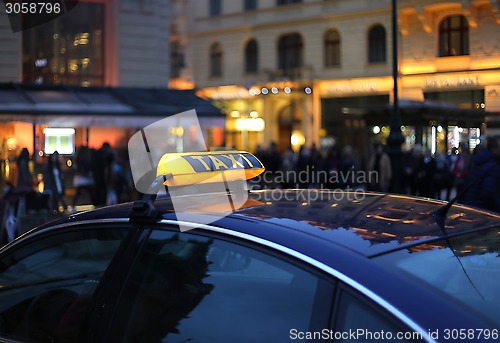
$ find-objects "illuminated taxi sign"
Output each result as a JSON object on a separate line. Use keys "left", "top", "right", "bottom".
{"left": 157, "top": 151, "right": 264, "bottom": 187}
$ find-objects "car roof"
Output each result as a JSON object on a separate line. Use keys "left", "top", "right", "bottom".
{"left": 33, "top": 189, "right": 500, "bottom": 258}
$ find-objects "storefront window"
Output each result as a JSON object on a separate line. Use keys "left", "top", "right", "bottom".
{"left": 43, "top": 128, "right": 75, "bottom": 155}
{"left": 424, "top": 90, "right": 484, "bottom": 110}
{"left": 22, "top": 2, "right": 105, "bottom": 87}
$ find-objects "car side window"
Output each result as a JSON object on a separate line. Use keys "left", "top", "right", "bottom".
{"left": 111, "top": 229, "right": 330, "bottom": 343}
{"left": 333, "top": 288, "right": 423, "bottom": 342}
{"left": 0, "top": 228, "right": 127, "bottom": 343}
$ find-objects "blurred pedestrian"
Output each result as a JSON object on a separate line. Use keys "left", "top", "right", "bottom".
{"left": 367, "top": 143, "right": 392, "bottom": 192}
{"left": 296, "top": 145, "right": 310, "bottom": 188}
{"left": 404, "top": 145, "right": 424, "bottom": 196}
{"left": 322, "top": 146, "right": 340, "bottom": 189}
{"left": 433, "top": 152, "right": 451, "bottom": 200}
{"left": 450, "top": 146, "right": 470, "bottom": 196}
{"left": 280, "top": 147, "right": 297, "bottom": 189}
{"left": 91, "top": 142, "right": 114, "bottom": 206}
{"left": 72, "top": 145, "right": 94, "bottom": 210}
{"left": 43, "top": 151, "right": 67, "bottom": 213}
{"left": 418, "top": 149, "right": 436, "bottom": 198}
{"left": 16, "top": 147, "right": 33, "bottom": 189}
{"left": 461, "top": 136, "right": 500, "bottom": 212}
{"left": 338, "top": 145, "right": 361, "bottom": 189}
{"left": 268, "top": 142, "right": 282, "bottom": 188}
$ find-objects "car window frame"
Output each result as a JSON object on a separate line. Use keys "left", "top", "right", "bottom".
{"left": 143, "top": 219, "right": 434, "bottom": 342}
{"left": 330, "top": 283, "right": 426, "bottom": 343}
{"left": 0, "top": 220, "right": 142, "bottom": 343}
{"left": 107, "top": 222, "right": 337, "bottom": 342}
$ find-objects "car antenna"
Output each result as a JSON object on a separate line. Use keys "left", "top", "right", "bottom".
{"left": 129, "top": 173, "right": 173, "bottom": 223}
{"left": 431, "top": 162, "right": 496, "bottom": 302}
{"left": 432, "top": 162, "right": 497, "bottom": 228}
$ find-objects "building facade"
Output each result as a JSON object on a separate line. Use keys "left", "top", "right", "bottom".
{"left": 0, "top": 0, "right": 223, "bottom": 189}
{"left": 178, "top": 0, "right": 500, "bottom": 156}
{"left": 1, "top": 0, "right": 170, "bottom": 87}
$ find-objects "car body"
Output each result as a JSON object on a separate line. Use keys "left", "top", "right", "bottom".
{"left": 0, "top": 187, "right": 499, "bottom": 343}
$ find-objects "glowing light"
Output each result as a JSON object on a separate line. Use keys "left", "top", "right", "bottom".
{"left": 231, "top": 110, "right": 240, "bottom": 118}
{"left": 261, "top": 87, "right": 269, "bottom": 95}
{"left": 236, "top": 118, "right": 265, "bottom": 131}
{"left": 291, "top": 131, "right": 305, "bottom": 147}
{"left": 453, "top": 127, "right": 460, "bottom": 149}
{"left": 284, "top": 87, "right": 291, "bottom": 94}
{"left": 373, "top": 126, "right": 381, "bottom": 134}
{"left": 431, "top": 126, "right": 436, "bottom": 155}
{"left": 437, "top": 125, "right": 443, "bottom": 133}
{"left": 271, "top": 87, "right": 278, "bottom": 94}
{"left": 249, "top": 110, "right": 258, "bottom": 118}
{"left": 43, "top": 128, "right": 75, "bottom": 135}
{"left": 304, "top": 87, "right": 312, "bottom": 94}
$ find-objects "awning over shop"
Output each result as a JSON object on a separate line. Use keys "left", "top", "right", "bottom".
{"left": 343, "top": 99, "right": 492, "bottom": 127}
{"left": 0, "top": 83, "right": 224, "bottom": 128}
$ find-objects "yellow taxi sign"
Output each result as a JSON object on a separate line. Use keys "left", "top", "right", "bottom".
{"left": 157, "top": 151, "right": 265, "bottom": 187}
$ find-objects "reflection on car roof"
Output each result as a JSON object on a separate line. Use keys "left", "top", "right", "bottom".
{"left": 35, "top": 190, "right": 500, "bottom": 258}
{"left": 231, "top": 191, "right": 500, "bottom": 257}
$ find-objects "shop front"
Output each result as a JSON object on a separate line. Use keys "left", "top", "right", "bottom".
{"left": 0, "top": 84, "right": 225, "bottom": 188}
{"left": 201, "top": 83, "right": 316, "bottom": 154}
{"left": 318, "top": 72, "right": 495, "bottom": 159}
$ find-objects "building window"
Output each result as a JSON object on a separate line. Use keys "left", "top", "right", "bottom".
{"left": 244, "top": 0, "right": 257, "bottom": 10}
{"left": 277, "top": 0, "right": 302, "bottom": 5}
{"left": 209, "top": 0, "right": 222, "bottom": 16}
{"left": 368, "top": 24, "right": 386, "bottom": 63}
{"left": 210, "top": 42, "right": 223, "bottom": 77}
{"left": 278, "top": 33, "right": 303, "bottom": 75}
{"left": 22, "top": 2, "right": 105, "bottom": 87}
{"left": 439, "top": 15, "right": 469, "bottom": 57}
{"left": 245, "top": 39, "right": 258, "bottom": 73}
{"left": 170, "top": 41, "right": 184, "bottom": 79}
{"left": 324, "top": 29, "right": 340, "bottom": 67}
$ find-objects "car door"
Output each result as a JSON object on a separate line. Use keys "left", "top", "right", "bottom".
{"left": 0, "top": 223, "right": 134, "bottom": 343}
{"left": 108, "top": 225, "right": 336, "bottom": 343}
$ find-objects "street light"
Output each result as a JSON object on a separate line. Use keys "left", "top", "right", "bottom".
{"left": 387, "top": 0, "right": 406, "bottom": 194}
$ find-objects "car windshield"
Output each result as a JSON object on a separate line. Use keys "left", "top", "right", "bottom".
{"left": 375, "top": 227, "right": 500, "bottom": 327}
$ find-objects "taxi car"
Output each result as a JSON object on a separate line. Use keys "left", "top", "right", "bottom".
{"left": 0, "top": 151, "right": 498, "bottom": 343}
